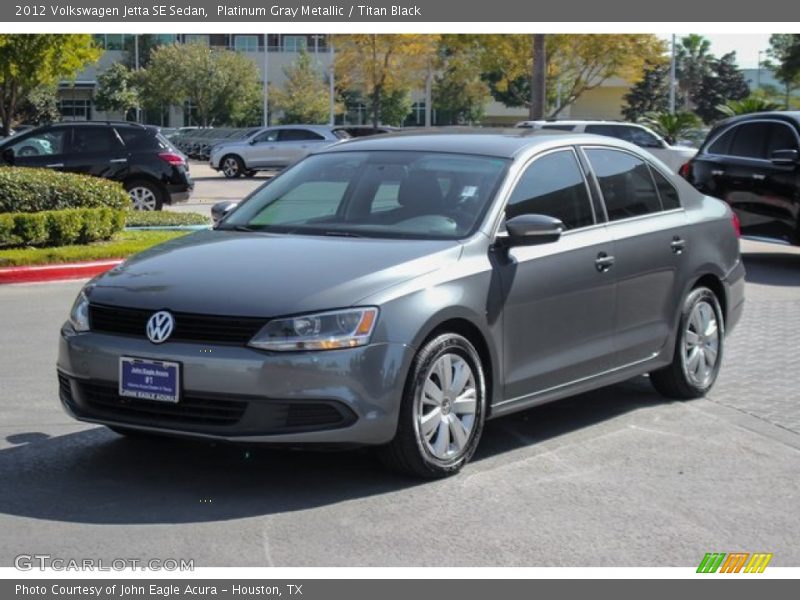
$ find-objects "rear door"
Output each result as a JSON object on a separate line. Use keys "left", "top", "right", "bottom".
{"left": 500, "top": 148, "right": 617, "bottom": 400}
{"left": 64, "top": 125, "right": 128, "bottom": 180}
{"left": 582, "top": 146, "right": 688, "bottom": 367}
{"left": 277, "top": 128, "right": 328, "bottom": 164}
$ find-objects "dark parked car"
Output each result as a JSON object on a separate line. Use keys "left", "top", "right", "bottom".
{"left": 58, "top": 130, "right": 744, "bottom": 478}
{"left": 0, "top": 122, "right": 194, "bottom": 211}
{"left": 681, "top": 111, "right": 800, "bottom": 244}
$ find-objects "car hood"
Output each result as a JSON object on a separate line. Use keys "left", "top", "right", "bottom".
{"left": 88, "top": 230, "right": 462, "bottom": 316}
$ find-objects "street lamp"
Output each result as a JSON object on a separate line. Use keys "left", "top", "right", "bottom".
{"left": 757, "top": 50, "right": 764, "bottom": 89}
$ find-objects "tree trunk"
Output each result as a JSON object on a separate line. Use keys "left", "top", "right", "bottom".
{"left": 529, "top": 34, "right": 546, "bottom": 120}
{"left": 372, "top": 85, "right": 381, "bottom": 128}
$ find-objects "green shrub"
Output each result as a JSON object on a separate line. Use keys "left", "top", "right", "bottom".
{"left": 125, "top": 211, "right": 210, "bottom": 227}
{"left": 0, "top": 208, "right": 125, "bottom": 248}
{"left": 0, "top": 167, "right": 130, "bottom": 213}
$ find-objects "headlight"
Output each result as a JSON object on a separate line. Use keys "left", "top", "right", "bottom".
{"left": 68, "top": 290, "right": 91, "bottom": 332}
{"left": 249, "top": 307, "right": 378, "bottom": 351}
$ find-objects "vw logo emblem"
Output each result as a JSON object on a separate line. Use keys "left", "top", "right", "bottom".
{"left": 146, "top": 311, "right": 175, "bottom": 344}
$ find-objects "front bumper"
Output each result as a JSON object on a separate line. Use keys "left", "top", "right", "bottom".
{"left": 57, "top": 325, "right": 413, "bottom": 446}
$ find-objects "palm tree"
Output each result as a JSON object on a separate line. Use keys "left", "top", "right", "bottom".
{"left": 717, "top": 96, "right": 783, "bottom": 118}
{"left": 676, "top": 34, "right": 713, "bottom": 110}
{"left": 640, "top": 111, "right": 700, "bottom": 145}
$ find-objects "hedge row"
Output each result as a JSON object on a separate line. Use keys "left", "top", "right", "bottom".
{"left": 0, "top": 167, "right": 130, "bottom": 213}
{"left": 125, "top": 211, "right": 210, "bottom": 227}
{"left": 0, "top": 207, "right": 126, "bottom": 248}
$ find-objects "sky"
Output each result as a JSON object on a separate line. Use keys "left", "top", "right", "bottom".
{"left": 666, "top": 34, "right": 772, "bottom": 69}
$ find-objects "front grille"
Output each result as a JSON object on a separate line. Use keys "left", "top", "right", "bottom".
{"left": 89, "top": 303, "right": 267, "bottom": 345}
{"left": 78, "top": 381, "right": 247, "bottom": 427}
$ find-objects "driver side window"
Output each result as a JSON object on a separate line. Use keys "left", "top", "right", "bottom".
{"left": 506, "top": 150, "right": 595, "bottom": 230}
{"left": 253, "top": 130, "right": 279, "bottom": 144}
{"left": 9, "top": 128, "right": 68, "bottom": 157}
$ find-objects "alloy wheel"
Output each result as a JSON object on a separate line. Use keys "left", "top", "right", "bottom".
{"left": 129, "top": 186, "right": 158, "bottom": 211}
{"left": 222, "top": 157, "right": 240, "bottom": 177}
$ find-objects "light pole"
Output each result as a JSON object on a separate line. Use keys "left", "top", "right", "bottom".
{"left": 262, "top": 34, "right": 269, "bottom": 126}
{"left": 134, "top": 34, "right": 141, "bottom": 123}
{"left": 669, "top": 33, "right": 677, "bottom": 115}
{"left": 757, "top": 50, "right": 764, "bottom": 89}
{"left": 328, "top": 37, "right": 335, "bottom": 126}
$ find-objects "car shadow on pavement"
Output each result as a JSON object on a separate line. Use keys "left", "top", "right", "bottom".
{"left": 742, "top": 250, "right": 800, "bottom": 287}
{"left": 0, "top": 376, "right": 667, "bottom": 526}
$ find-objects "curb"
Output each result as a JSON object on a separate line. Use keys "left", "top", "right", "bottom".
{"left": 0, "top": 259, "right": 123, "bottom": 285}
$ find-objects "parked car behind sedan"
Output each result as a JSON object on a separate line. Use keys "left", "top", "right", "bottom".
{"left": 680, "top": 111, "right": 800, "bottom": 245}
{"left": 0, "top": 121, "right": 193, "bottom": 211}
{"left": 58, "top": 130, "right": 743, "bottom": 478}
{"left": 516, "top": 120, "right": 697, "bottom": 173}
{"left": 209, "top": 124, "right": 347, "bottom": 178}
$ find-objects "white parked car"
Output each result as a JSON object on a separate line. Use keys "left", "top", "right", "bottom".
{"left": 515, "top": 120, "right": 697, "bottom": 173}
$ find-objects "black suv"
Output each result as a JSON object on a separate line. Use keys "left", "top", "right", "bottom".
{"left": 0, "top": 121, "right": 193, "bottom": 211}
{"left": 682, "top": 111, "right": 800, "bottom": 245}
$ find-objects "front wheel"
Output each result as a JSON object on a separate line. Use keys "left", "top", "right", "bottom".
{"left": 220, "top": 155, "right": 245, "bottom": 178}
{"left": 650, "top": 286, "right": 724, "bottom": 399}
{"left": 379, "top": 333, "right": 486, "bottom": 478}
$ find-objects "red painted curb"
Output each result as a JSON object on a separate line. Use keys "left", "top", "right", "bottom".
{"left": 0, "top": 259, "right": 123, "bottom": 284}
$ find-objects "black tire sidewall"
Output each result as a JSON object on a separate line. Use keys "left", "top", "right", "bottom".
{"left": 404, "top": 333, "right": 486, "bottom": 475}
{"left": 677, "top": 287, "right": 725, "bottom": 395}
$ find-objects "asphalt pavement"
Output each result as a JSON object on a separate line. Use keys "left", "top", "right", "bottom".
{"left": 0, "top": 240, "right": 798, "bottom": 567}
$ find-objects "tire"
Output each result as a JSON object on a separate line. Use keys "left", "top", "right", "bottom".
{"left": 379, "top": 333, "right": 487, "bottom": 478}
{"left": 125, "top": 179, "right": 164, "bottom": 211}
{"left": 650, "top": 286, "right": 724, "bottom": 400}
{"left": 220, "top": 154, "right": 245, "bottom": 178}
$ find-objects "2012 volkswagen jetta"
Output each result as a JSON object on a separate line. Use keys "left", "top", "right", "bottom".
{"left": 58, "top": 130, "right": 744, "bottom": 478}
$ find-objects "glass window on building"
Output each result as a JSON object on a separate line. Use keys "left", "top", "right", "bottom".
{"left": 234, "top": 35, "right": 259, "bottom": 52}
{"left": 58, "top": 99, "right": 92, "bottom": 121}
{"left": 184, "top": 34, "right": 210, "bottom": 46}
{"left": 154, "top": 34, "right": 177, "bottom": 45}
{"left": 105, "top": 34, "right": 126, "bottom": 50}
{"left": 282, "top": 36, "right": 308, "bottom": 52}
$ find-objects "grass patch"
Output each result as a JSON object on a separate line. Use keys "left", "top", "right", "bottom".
{"left": 0, "top": 230, "right": 190, "bottom": 268}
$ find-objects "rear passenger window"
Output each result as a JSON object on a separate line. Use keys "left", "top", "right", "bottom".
{"left": 585, "top": 148, "right": 662, "bottom": 220}
{"left": 729, "top": 122, "right": 769, "bottom": 159}
{"left": 506, "top": 150, "right": 594, "bottom": 230}
{"left": 72, "top": 127, "right": 121, "bottom": 154}
{"left": 651, "top": 168, "right": 681, "bottom": 210}
{"left": 541, "top": 124, "right": 576, "bottom": 131}
{"left": 279, "top": 129, "right": 325, "bottom": 142}
{"left": 766, "top": 123, "right": 799, "bottom": 155}
{"left": 585, "top": 124, "right": 629, "bottom": 141}
{"left": 707, "top": 127, "right": 736, "bottom": 155}
{"left": 116, "top": 128, "right": 159, "bottom": 150}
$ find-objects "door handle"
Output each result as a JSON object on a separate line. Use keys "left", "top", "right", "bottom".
{"left": 670, "top": 236, "right": 686, "bottom": 254}
{"left": 595, "top": 252, "right": 615, "bottom": 272}
{"left": 109, "top": 158, "right": 128, "bottom": 164}
{"left": 751, "top": 173, "right": 766, "bottom": 181}
{"left": 711, "top": 169, "right": 724, "bottom": 176}
{"left": 45, "top": 163, "right": 64, "bottom": 168}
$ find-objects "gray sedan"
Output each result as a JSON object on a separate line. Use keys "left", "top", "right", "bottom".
{"left": 209, "top": 124, "right": 347, "bottom": 178}
{"left": 58, "top": 130, "right": 744, "bottom": 478}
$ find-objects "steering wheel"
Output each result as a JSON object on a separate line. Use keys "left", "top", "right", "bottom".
{"left": 17, "top": 145, "right": 40, "bottom": 157}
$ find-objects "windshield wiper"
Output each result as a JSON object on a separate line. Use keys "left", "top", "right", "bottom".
{"left": 222, "top": 224, "right": 258, "bottom": 232}
{"left": 321, "top": 230, "right": 363, "bottom": 238}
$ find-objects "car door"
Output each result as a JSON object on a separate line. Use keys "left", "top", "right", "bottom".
{"left": 277, "top": 128, "right": 328, "bottom": 164}
{"left": 499, "top": 148, "right": 617, "bottom": 401}
{"left": 245, "top": 128, "right": 280, "bottom": 167}
{"left": 63, "top": 125, "right": 128, "bottom": 180}
{"left": 582, "top": 146, "right": 688, "bottom": 367}
{"left": 1, "top": 126, "right": 71, "bottom": 171}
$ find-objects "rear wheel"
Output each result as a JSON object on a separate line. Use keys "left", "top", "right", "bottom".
{"left": 379, "top": 333, "right": 486, "bottom": 478}
{"left": 650, "top": 286, "right": 724, "bottom": 399}
{"left": 125, "top": 179, "right": 164, "bottom": 211}
{"left": 221, "top": 154, "right": 245, "bottom": 178}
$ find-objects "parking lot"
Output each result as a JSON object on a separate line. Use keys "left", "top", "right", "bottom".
{"left": 1, "top": 203, "right": 799, "bottom": 566}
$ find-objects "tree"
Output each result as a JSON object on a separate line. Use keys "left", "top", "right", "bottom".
{"left": 780, "top": 34, "right": 800, "bottom": 81}
{"left": 764, "top": 34, "right": 800, "bottom": 108}
{"left": 0, "top": 34, "right": 101, "bottom": 135}
{"left": 640, "top": 111, "right": 699, "bottom": 145}
{"left": 432, "top": 36, "right": 491, "bottom": 125}
{"left": 378, "top": 90, "right": 413, "bottom": 126}
{"left": 15, "top": 84, "right": 60, "bottom": 125}
{"left": 479, "top": 34, "right": 666, "bottom": 118}
{"left": 717, "top": 94, "right": 782, "bottom": 118}
{"left": 141, "top": 42, "right": 262, "bottom": 127}
{"left": 693, "top": 52, "right": 750, "bottom": 124}
{"left": 272, "top": 50, "right": 331, "bottom": 124}
{"left": 622, "top": 63, "right": 681, "bottom": 121}
{"left": 94, "top": 62, "right": 140, "bottom": 117}
{"left": 676, "top": 34, "right": 713, "bottom": 110}
{"left": 334, "top": 34, "right": 439, "bottom": 127}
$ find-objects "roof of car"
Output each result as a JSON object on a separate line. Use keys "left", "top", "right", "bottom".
{"left": 714, "top": 111, "right": 800, "bottom": 127}
{"left": 319, "top": 128, "right": 625, "bottom": 159}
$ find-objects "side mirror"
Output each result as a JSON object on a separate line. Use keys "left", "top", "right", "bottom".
{"left": 770, "top": 149, "right": 799, "bottom": 166}
{"left": 211, "top": 201, "right": 238, "bottom": 225}
{"left": 1, "top": 147, "right": 14, "bottom": 165}
{"left": 499, "top": 214, "right": 564, "bottom": 247}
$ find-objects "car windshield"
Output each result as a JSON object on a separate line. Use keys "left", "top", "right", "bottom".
{"left": 220, "top": 151, "right": 509, "bottom": 240}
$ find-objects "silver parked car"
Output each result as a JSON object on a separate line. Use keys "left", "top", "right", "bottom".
{"left": 209, "top": 124, "right": 347, "bottom": 178}
{"left": 58, "top": 130, "right": 744, "bottom": 478}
